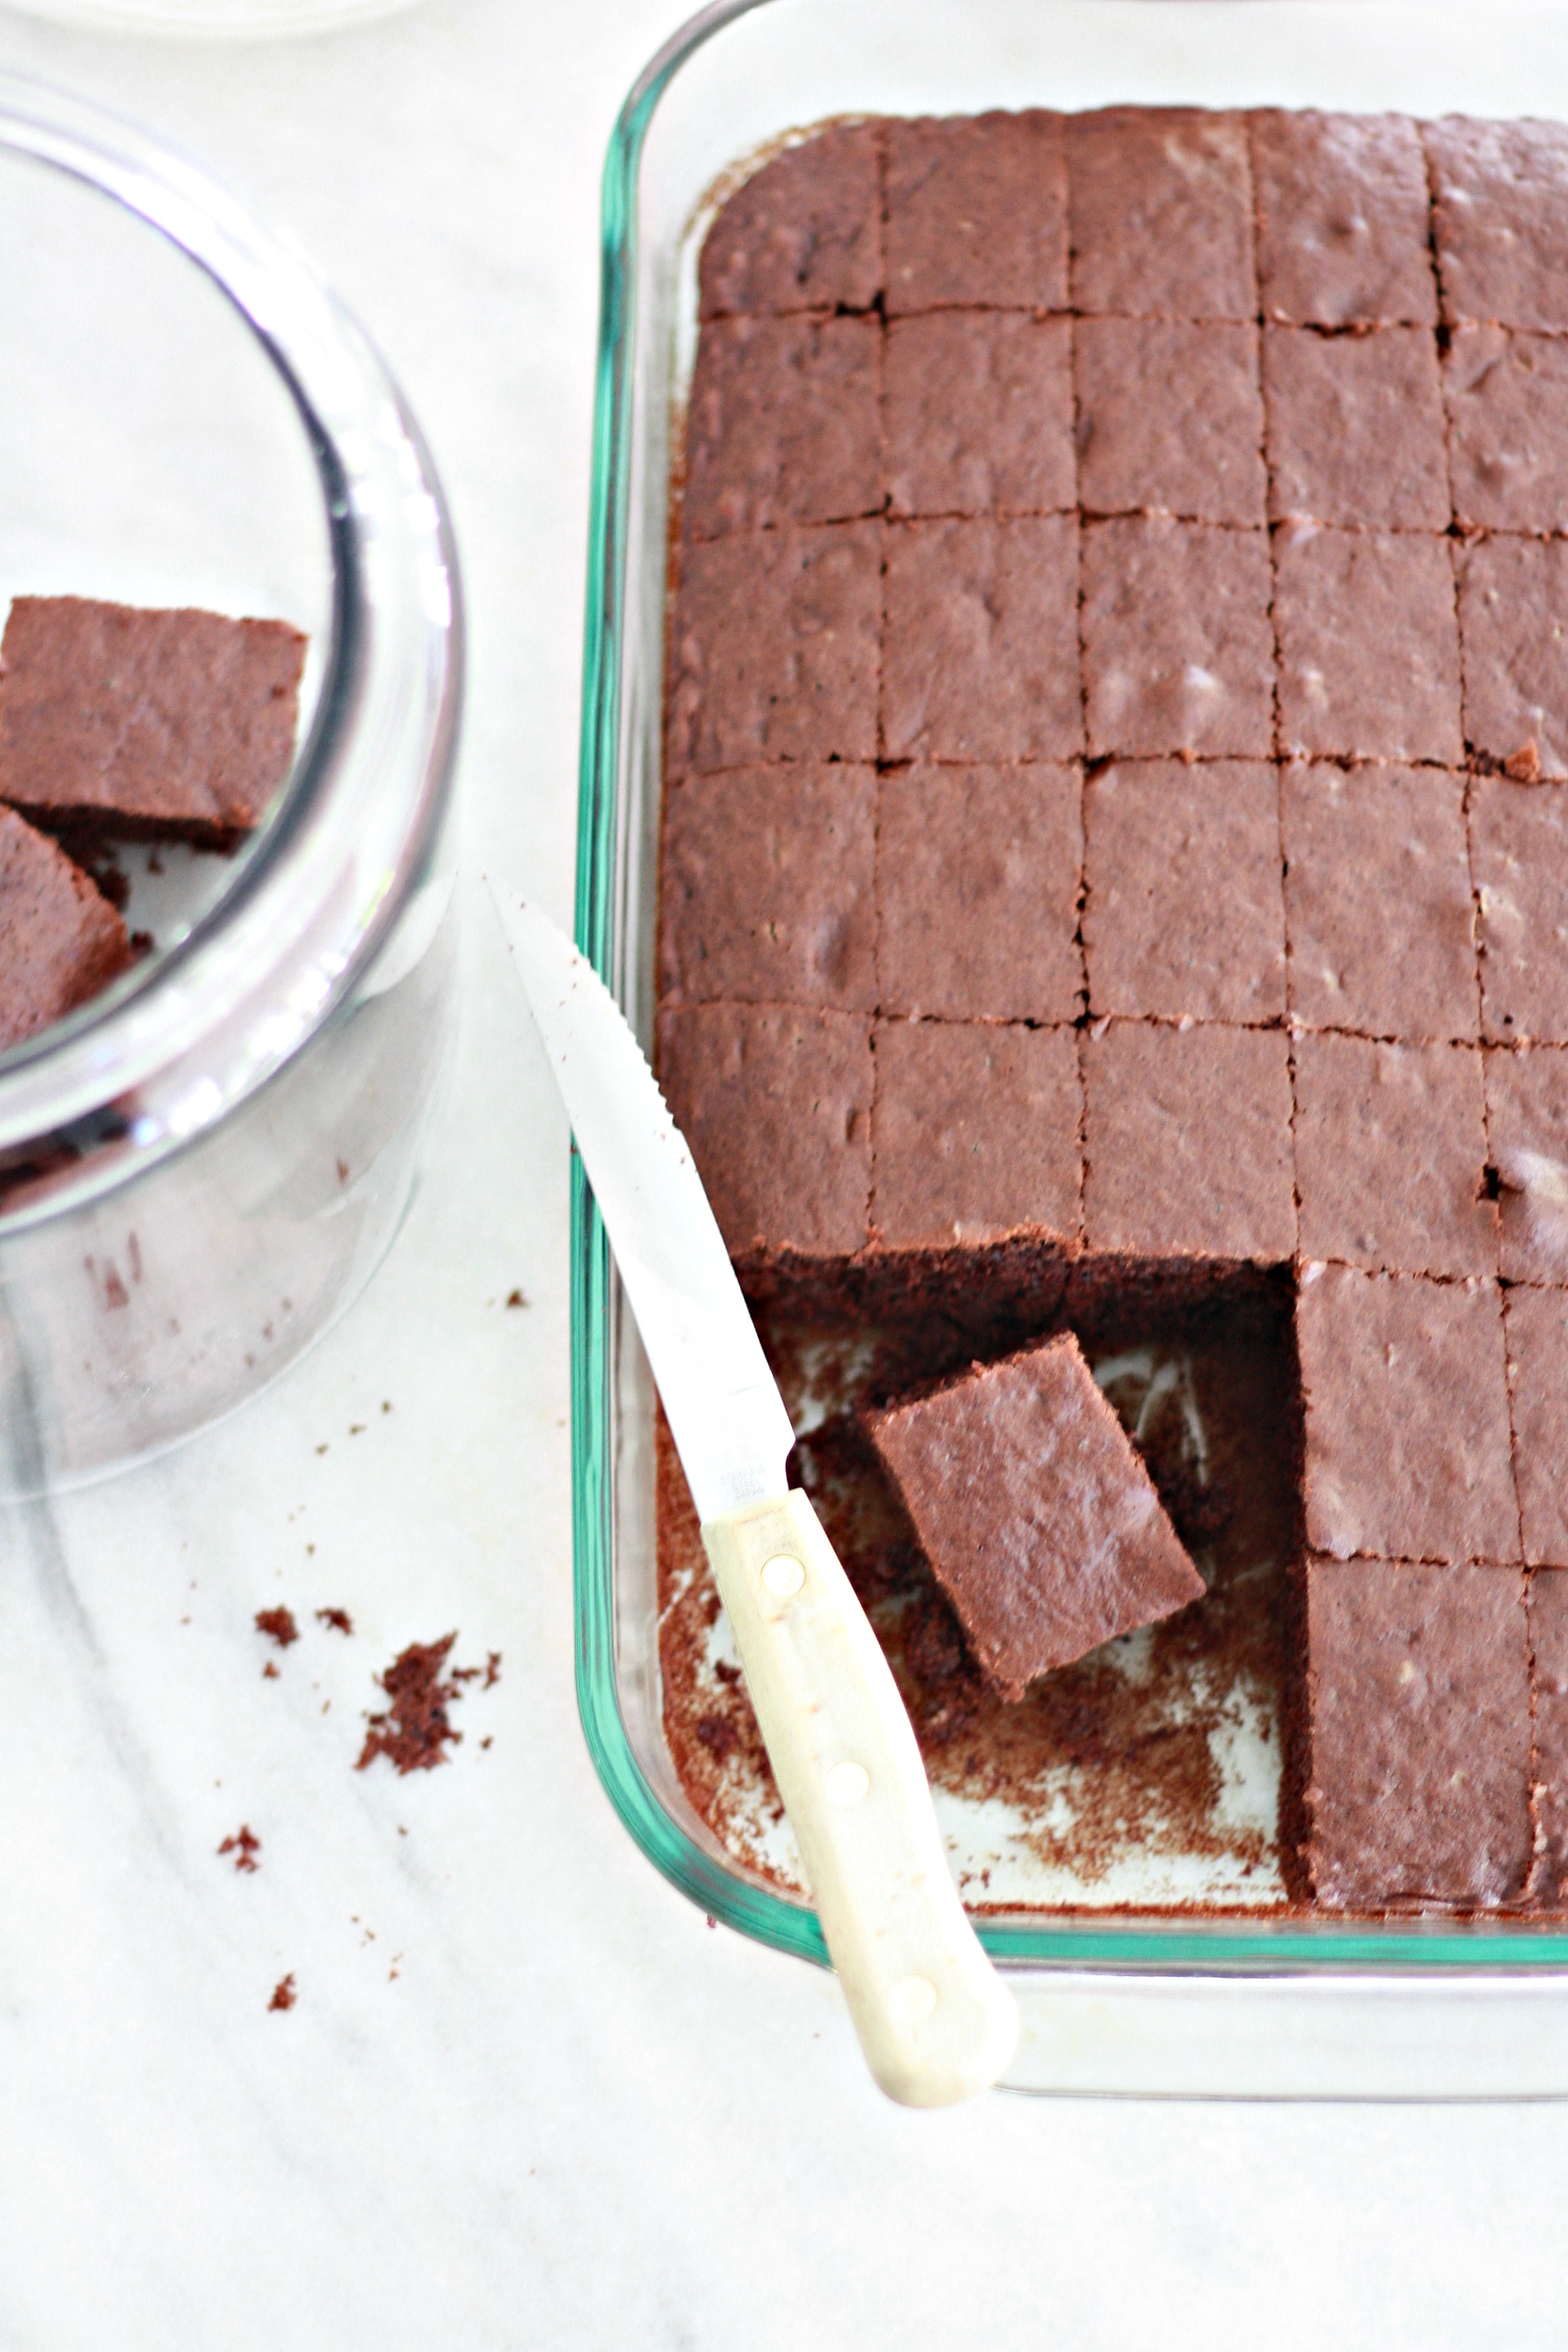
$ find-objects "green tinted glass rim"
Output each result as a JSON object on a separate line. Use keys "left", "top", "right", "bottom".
{"left": 571, "top": 0, "right": 1568, "bottom": 1974}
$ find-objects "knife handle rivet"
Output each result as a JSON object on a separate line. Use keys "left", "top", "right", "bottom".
{"left": 825, "top": 1760, "right": 870, "bottom": 1807}
{"left": 761, "top": 1553, "right": 806, "bottom": 1597}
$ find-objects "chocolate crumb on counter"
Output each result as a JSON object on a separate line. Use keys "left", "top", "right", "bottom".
{"left": 254, "top": 1607, "right": 300, "bottom": 1649}
{"left": 267, "top": 1974, "right": 296, "bottom": 2013}
{"left": 316, "top": 1608, "right": 354, "bottom": 1635}
{"left": 218, "top": 1826, "right": 260, "bottom": 1873}
{"left": 357, "top": 1635, "right": 470, "bottom": 1775}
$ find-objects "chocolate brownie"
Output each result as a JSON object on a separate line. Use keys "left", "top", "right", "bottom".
{"left": 0, "top": 596, "right": 306, "bottom": 851}
{"left": 866, "top": 1333, "right": 1204, "bottom": 1698}
{"left": 681, "top": 314, "right": 881, "bottom": 539}
{"left": 1068, "top": 108, "right": 1254, "bottom": 321}
{"left": 1291, "top": 1035, "right": 1495, "bottom": 1279}
{"left": 1484, "top": 1044, "right": 1568, "bottom": 1280}
{"left": 1080, "top": 517, "right": 1274, "bottom": 759}
{"left": 1528, "top": 1569, "right": 1568, "bottom": 1901}
{"left": 1273, "top": 526, "right": 1463, "bottom": 764}
{"left": 1261, "top": 327, "right": 1449, "bottom": 530}
{"left": 870, "top": 1019, "right": 1080, "bottom": 1251}
{"left": 881, "top": 514, "right": 1081, "bottom": 762}
{"left": 883, "top": 312, "right": 1074, "bottom": 519}
{"left": 1074, "top": 320, "right": 1265, "bottom": 526}
{"left": 657, "top": 763, "right": 876, "bottom": 1010}
{"left": 1251, "top": 112, "right": 1437, "bottom": 328}
{"left": 0, "top": 805, "right": 133, "bottom": 1053}
{"left": 1505, "top": 1287, "right": 1568, "bottom": 1565}
{"left": 698, "top": 124, "right": 883, "bottom": 319}
{"left": 1425, "top": 116, "right": 1568, "bottom": 334}
{"left": 884, "top": 111, "right": 1067, "bottom": 313}
{"left": 876, "top": 763, "right": 1081, "bottom": 1022}
{"left": 1445, "top": 327, "right": 1568, "bottom": 533}
{"left": 1470, "top": 777, "right": 1568, "bottom": 1042}
{"left": 1455, "top": 537, "right": 1568, "bottom": 782}
{"left": 1305, "top": 1558, "right": 1532, "bottom": 1909}
{"left": 1296, "top": 1263, "right": 1520, "bottom": 1565}
{"left": 1081, "top": 760, "right": 1284, "bottom": 1023}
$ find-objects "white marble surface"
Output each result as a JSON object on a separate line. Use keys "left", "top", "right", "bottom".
{"left": 0, "top": 2, "right": 1562, "bottom": 2342}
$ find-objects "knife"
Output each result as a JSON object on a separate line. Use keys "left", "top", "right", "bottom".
{"left": 490, "top": 883, "right": 1019, "bottom": 2107}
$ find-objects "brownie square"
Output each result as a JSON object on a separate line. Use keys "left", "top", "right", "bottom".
{"left": 666, "top": 523, "right": 880, "bottom": 774}
{"left": 1081, "top": 1019, "right": 1295, "bottom": 1261}
{"left": 881, "top": 514, "right": 1081, "bottom": 762}
{"left": 1470, "top": 776, "right": 1568, "bottom": 1042}
{"left": 1068, "top": 108, "right": 1254, "bottom": 321}
{"left": 1074, "top": 320, "right": 1265, "bottom": 526}
{"left": 658, "top": 763, "right": 876, "bottom": 1010}
{"left": 1251, "top": 112, "right": 1437, "bottom": 328}
{"left": 1503, "top": 1286, "right": 1568, "bottom": 1566}
{"left": 698, "top": 124, "right": 882, "bottom": 319}
{"left": 866, "top": 1334, "right": 1203, "bottom": 1699}
{"left": 1296, "top": 1263, "right": 1520, "bottom": 1564}
{"left": 0, "top": 596, "right": 305, "bottom": 851}
{"left": 1528, "top": 1568, "right": 1568, "bottom": 1900}
{"left": 1262, "top": 327, "right": 1449, "bottom": 530}
{"left": 0, "top": 806, "right": 133, "bottom": 1054}
{"left": 876, "top": 764, "right": 1082, "bottom": 1023}
{"left": 1080, "top": 517, "right": 1273, "bottom": 759}
{"left": 1305, "top": 1558, "right": 1532, "bottom": 1910}
{"left": 883, "top": 111, "right": 1068, "bottom": 313}
{"left": 1425, "top": 116, "right": 1568, "bottom": 333}
{"left": 1456, "top": 535, "right": 1568, "bottom": 781}
{"left": 870, "top": 1018, "right": 1080, "bottom": 1252}
{"left": 655, "top": 1002, "right": 871, "bottom": 1259}
{"left": 1445, "top": 326, "right": 1568, "bottom": 533}
{"left": 883, "top": 312, "right": 1074, "bottom": 519}
{"left": 1280, "top": 762, "right": 1480, "bottom": 1042}
{"left": 1273, "top": 525, "right": 1463, "bottom": 764}
{"left": 1292, "top": 1034, "right": 1495, "bottom": 1279}
{"left": 1484, "top": 1044, "right": 1568, "bottom": 1279}
{"left": 681, "top": 314, "right": 881, "bottom": 539}
{"left": 1081, "top": 759, "right": 1284, "bottom": 1023}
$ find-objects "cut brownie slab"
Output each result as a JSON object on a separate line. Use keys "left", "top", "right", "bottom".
{"left": 883, "top": 311, "right": 1074, "bottom": 519}
{"left": 1444, "top": 326, "right": 1568, "bottom": 534}
{"left": 1068, "top": 108, "right": 1255, "bottom": 322}
{"left": 1456, "top": 536, "right": 1568, "bottom": 782}
{"left": 1470, "top": 776, "right": 1568, "bottom": 1042}
{"left": 1261, "top": 326, "right": 1449, "bottom": 530}
{"left": 0, "top": 596, "right": 306, "bottom": 852}
{"left": 1280, "top": 762, "right": 1480, "bottom": 1042}
{"left": 876, "top": 763, "right": 1081, "bottom": 1023}
{"left": 1291, "top": 1034, "right": 1495, "bottom": 1279}
{"left": 1528, "top": 1569, "right": 1568, "bottom": 1902}
{"left": 1484, "top": 1044, "right": 1568, "bottom": 1280}
{"left": 1425, "top": 116, "right": 1568, "bottom": 333}
{"left": 1073, "top": 320, "right": 1265, "bottom": 526}
{"left": 1273, "top": 525, "right": 1463, "bottom": 764}
{"left": 870, "top": 1018, "right": 1080, "bottom": 1251}
{"left": 657, "top": 763, "right": 876, "bottom": 1010}
{"left": 0, "top": 805, "right": 133, "bottom": 1054}
{"left": 1080, "top": 516, "right": 1273, "bottom": 759}
{"left": 866, "top": 1332, "right": 1204, "bottom": 1699}
{"left": 655, "top": 1002, "right": 871, "bottom": 1259}
{"left": 1305, "top": 1558, "right": 1532, "bottom": 1910}
{"left": 698, "top": 124, "right": 883, "bottom": 319}
{"left": 1081, "top": 1019, "right": 1295, "bottom": 1262}
{"left": 681, "top": 314, "right": 881, "bottom": 539}
{"left": 1296, "top": 1262, "right": 1520, "bottom": 1565}
{"left": 1081, "top": 759, "right": 1284, "bottom": 1023}
{"left": 881, "top": 514, "right": 1080, "bottom": 762}
{"left": 883, "top": 111, "right": 1067, "bottom": 313}
{"left": 1502, "top": 1286, "right": 1568, "bottom": 1567}
{"left": 1251, "top": 112, "right": 1437, "bottom": 328}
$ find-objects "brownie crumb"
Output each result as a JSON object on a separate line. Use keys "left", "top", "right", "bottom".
{"left": 218, "top": 1825, "right": 260, "bottom": 1873}
{"left": 1506, "top": 739, "right": 1544, "bottom": 783}
{"left": 357, "top": 1634, "right": 466, "bottom": 1775}
{"left": 506, "top": 1288, "right": 527, "bottom": 1309}
{"left": 268, "top": 1974, "right": 296, "bottom": 2012}
{"left": 254, "top": 1607, "right": 299, "bottom": 1648}
{"left": 316, "top": 1607, "right": 354, "bottom": 1635}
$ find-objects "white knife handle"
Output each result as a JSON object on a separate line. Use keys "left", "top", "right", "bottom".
{"left": 701, "top": 1488, "right": 1019, "bottom": 2107}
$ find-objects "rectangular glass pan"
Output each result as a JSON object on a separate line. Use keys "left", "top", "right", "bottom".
{"left": 576, "top": 0, "right": 1568, "bottom": 2094}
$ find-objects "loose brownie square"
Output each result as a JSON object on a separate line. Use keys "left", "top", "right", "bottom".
{"left": 1305, "top": 1558, "right": 1532, "bottom": 1910}
{"left": 698, "top": 124, "right": 883, "bottom": 319}
{"left": 658, "top": 763, "right": 876, "bottom": 1010}
{"left": 883, "top": 111, "right": 1068, "bottom": 313}
{"left": 666, "top": 522, "right": 880, "bottom": 774}
{"left": 1068, "top": 108, "right": 1254, "bottom": 321}
{"left": 883, "top": 311, "right": 1074, "bottom": 519}
{"left": 1273, "top": 525, "right": 1463, "bottom": 763}
{"left": 1080, "top": 516, "right": 1274, "bottom": 759}
{"left": 1455, "top": 536, "right": 1568, "bottom": 781}
{"left": 1445, "top": 327, "right": 1568, "bottom": 533}
{"left": 1292, "top": 1034, "right": 1495, "bottom": 1278}
{"left": 866, "top": 1334, "right": 1203, "bottom": 1699}
{"left": 1081, "top": 1019, "right": 1295, "bottom": 1261}
{"left": 655, "top": 1002, "right": 871, "bottom": 1259}
{"left": 0, "top": 596, "right": 306, "bottom": 851}
{"left": 1503, "top": 1286, "right": 1568, "bottom": 1566}
{"left": 876, "top": 764, "right": 1081, "bottom": 1023}
{"left": 682, "top": 314, "right": 882, "bottom": 539}
{"left": 1280, "top": 762, "right": 1480, "bottom": 1042}
{"left": 1470, "top": 776, "right": 1568, "bottom": 1042}
{"left": 1296, "top": 1262, "right": 1520, "bottom": 1564}
{"left": 1074, "top": 319, "right": 1265, "bottom": 526}
{"left": 882, "top": 514, "right": 1081, "bottom": 762}
{"left": 1262, "top": 326, "right": 1450, "bottom": 530}
{"left": 870, "top": 1018, "right": 1080, "bottom": 1252}
{"left": 1425, "top": 116, "right": 1568, "bottom": 333}
{"left": 1251, "top": 112, "right": 1437, "bottom": 328}
{"left": 1484, "top": 1045, "right": 1568, "bottom": 1280}
{"left": 1528, "top": 1568, "right": 1568, "bottom": 1901}
{"left": 1081, "top": 759, "right": 1284, "bottom": 1023}
{"left": 0, "top": 806, "right": 133, "bottom": 1054}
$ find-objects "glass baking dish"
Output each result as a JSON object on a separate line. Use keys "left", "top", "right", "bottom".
{"left": 575, "top": 0, "right": 1568, "bottom": 2095}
